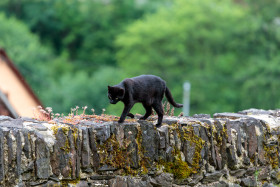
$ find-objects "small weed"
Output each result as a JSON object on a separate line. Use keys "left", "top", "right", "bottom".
{"left": 162, "top": 101, "right": 175, "bottom": 116}
{"left": 32, "top": 106, "right": 53, "bottom": 121}
{"left": 91, "top": 108, "right": 95, "bottom": 115}
{"left": 82, "top": 106, "right": 87, "bottom": 116}
{"left": 255, "top": 169, "right": 260, "bottom": 182}
{"left": 102, "top": 108, "right": 106, "bottom": 116}
{"left": 33, "top": 105, "right": 137, "bottom": 125}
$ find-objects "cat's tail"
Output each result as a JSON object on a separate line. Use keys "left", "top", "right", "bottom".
{"left": 165, "top": 87, "right": 183, "bottom": 108}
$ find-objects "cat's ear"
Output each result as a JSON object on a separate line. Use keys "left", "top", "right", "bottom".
{"left": 108, "top": 86, "right": 111, "bottom": 90}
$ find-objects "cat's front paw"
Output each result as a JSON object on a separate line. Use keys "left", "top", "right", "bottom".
{"left": 118, "top": 119, "right": 124, "bottom": 123}
{"left": 156, "top": 123, "right": 162, "bottom": 128}
{"left": 139, "top": 116, "right": 146, "bottom": 120}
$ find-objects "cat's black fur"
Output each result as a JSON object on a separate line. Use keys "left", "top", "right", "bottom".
{"left": 107, "top": 75, "right": 183, "bottom": 127}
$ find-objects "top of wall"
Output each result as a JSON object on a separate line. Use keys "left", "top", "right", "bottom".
{"left": 0, "top": 108, "right": 280, "bottom": 186}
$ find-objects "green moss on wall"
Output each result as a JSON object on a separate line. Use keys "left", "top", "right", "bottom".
{"left": 158, "top": 149, "right": 192, "bottom": 179}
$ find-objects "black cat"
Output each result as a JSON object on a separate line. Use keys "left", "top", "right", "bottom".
{"left": 107, "top": 75, "right": 183, "bottom": 127}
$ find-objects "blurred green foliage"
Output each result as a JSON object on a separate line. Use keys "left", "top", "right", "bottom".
{"left": 117, "top": 0, "right": 280, "bottom": 114}
{"left": 0, "top": 13, "right": 54, "bottom": 96}
{"left": 0, "top": 0, "right": 280, "bottom": 116}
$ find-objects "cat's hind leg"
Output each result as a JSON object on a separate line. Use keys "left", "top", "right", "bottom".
{"left": 152, "top": 102, "right": 164, "bottom": 128}
{"left": 127, "top": 113, "right": 135, "bottom": 118}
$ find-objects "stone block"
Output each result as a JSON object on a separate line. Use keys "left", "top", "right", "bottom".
{"left": 22, "top": 130, "right": 31, "bottom": 159}
{"left": 209, "top": 124, "right": 217, "bottom": 168}
{"left": 0, "top": 118, "right": 23, "bottom": 129}
{"left": 258, "top": 166, "right": 270, "bottom": 180}
{"left": 0, "top": 116, "right": 13, "bottom": 122}
{"left": 241, "top": 176, "right": 257, "bottom": 187}
{"left": 139, "top": 121, "right": 158, "bottom": 165}
{"left": 81, "top": 127, "right": 91, "bottom": 169}
{"left": 226, "top": 120, "right": 243, "bottom": 157}
{"left": 0, "top": 130, "right": 4, "bottom": 181}
{"left": 92, "top": 123, "right": 111, "bottom": 144}
{"left": 76, "top": 128, "right": 82, "bottom": 178}
{"left": 108, "top": 176, "right": 128, "bottom": 187}
{"left": 51, "top": 128, "right": 71, "bottom": 178}
{"left": 202, "top": 171, "right": 225, "bottom": 183}
{"left": 166, "top": 146, "right": 174, "bottom": 162}
{"left": 68, "top": 129, "right": 77, "bottom": 178}
{"left": 16, "top": 130, "right": 22, "bottom": 177}
{"left": 158, "top": 125, "right": 169, "bottom": 149}
{"left": 227, "top": 145, "right": 237, "bottom": 170}
{"left": 230, "top": 169, "right": 246, "bottom": 178}
{"left": 246, "top": 119, "right": 258, "bottom": 159}
{"left": 183, "top": 140, "right": 196, "bottom": 166}
{"left": 154, "top": 172, "right": 174, "bottom": 186}
{"left": 88, "top": 128, "right": 100, "bottom": 170}
{"left": 214, "top": 148, "right": 222, "bottom": 171}
{"left": 35, "top": 137, "right": 50, "bottom": 179}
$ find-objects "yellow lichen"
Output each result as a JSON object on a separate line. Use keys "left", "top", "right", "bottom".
{"left": 68, "top": 158, "right": 72, "bottom": 178}
{"left": 136, "top": 125, "right": 149, "bottom": 175}
{"left": 264, "top": 143, "right": 279, "bottom": 169}
{"left": 60, "top": 138, "right": 70, "bottom": 153}
{"left": 156, "top": 124, "right": 205, "bottom": 179}
{"left": 51, "top": 125, "right": 70, "bottom": 136}
{"left": 181, "top": 125, "right": 205, "bottom": 171}
{"left": 97, "top": 133, "right": 137, "bottom": 174}
{"left": 158, "top": 154, "right": 191, "bottom": 179}
{"left": 61, "top": 177, "right": 80, "bottom": 186}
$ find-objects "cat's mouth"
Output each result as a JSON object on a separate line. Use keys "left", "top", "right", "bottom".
{"left": 110, "top": 99, "right": 119, "bottom": 104}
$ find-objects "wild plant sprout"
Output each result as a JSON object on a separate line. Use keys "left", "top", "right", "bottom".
{"left": 70, "top": 108, "right": 76, "bottom": 117}
{"left": 33, "top": 105, "right": 137, "bottom": 125}
{"left": 75, "top": 106, "right": 80, "bottom": 115}
{"left": 45, "top": 107, "right": 54, "bottom": 120}
{"left": 39, "top": 109, "right": 46, "bottom": 115}
{"left": 102, "top": 108, "right": 106, "bottom": 116}
{"left": 171, "top": 107, "right": 175, "bottom": 116}
{"left": 166, "top": 102, "right": 170, "bottom": 115}
{"left": 82, "top": 106, "right": 88, "bottom": 116}
{"left": 55, "top": 113, "right": 60, "bottom": 119}
{"left": 45, "top": 107, "right": 52, "bottom": 113}
{"left": 33, "top": 106, "right": 54, "bottom": 121}
{"left": 162, "top": 101, "right": 166, "bottom": 111}
{"left": 32, "top": 107, "right": 45, "bottom": 121}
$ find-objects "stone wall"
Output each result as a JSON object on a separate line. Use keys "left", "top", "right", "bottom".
{"left": 0, "top": 109, "right": 280, "bottom": 186}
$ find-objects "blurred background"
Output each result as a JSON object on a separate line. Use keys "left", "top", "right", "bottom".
{"left": 0, "top": 0, "right": 280, "bottom": 116}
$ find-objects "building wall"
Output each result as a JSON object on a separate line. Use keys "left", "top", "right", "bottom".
{"left": 0, "top": 57, "right": 41, "bottom": 117}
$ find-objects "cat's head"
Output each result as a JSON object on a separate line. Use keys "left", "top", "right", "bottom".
{"left": 107, "top": 86, "right": 125, "bottom": 104}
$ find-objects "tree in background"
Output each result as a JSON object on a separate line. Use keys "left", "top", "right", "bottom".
{"left": 41, "top": 67, "right": 125, "bottom": 114}
{"left": 0, "top": 0, "right": 167, "bottom": 114}
{"left": 1, "top": 0, "right": 280, "bottom": 115}
{"left": 116, "top": 0, "right": 280, "bottom": 114}
{"left": 0, "top": 0, "right": 167, "bottom": 71}
{"left": 0, "top": 13, "right": 53, "bottom": 97}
